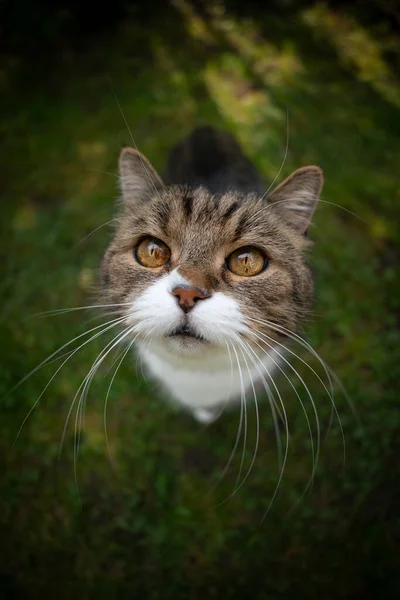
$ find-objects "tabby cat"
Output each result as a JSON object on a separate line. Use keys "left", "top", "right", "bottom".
{"left": 100, "top": 127, "right": 323, "bottom": 423}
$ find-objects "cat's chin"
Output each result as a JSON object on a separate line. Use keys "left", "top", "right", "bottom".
{"left": 165, "top": 334, "right": 209, "bottom": 356}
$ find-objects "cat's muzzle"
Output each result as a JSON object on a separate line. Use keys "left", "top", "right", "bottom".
{"left": 168, "top": 324, "right": 207, "bottom": 342}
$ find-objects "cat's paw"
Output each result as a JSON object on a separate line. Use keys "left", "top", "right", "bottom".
{"left": 192, "top": 408, "right": 219, "bottom": 424}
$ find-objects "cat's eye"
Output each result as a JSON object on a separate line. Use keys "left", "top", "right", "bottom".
{"left": 135, "top": 237, "right": 171, "bottom": 268}
{"left": 226, "top": 246, "right": 267, "bottom": 277}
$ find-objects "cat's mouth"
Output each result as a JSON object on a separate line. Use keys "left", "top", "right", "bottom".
{"left": 168, "top": 324, "right": 206, "bottom": 342}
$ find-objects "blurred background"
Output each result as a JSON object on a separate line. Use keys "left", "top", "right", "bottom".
{"left": 1, "top": 1, "right": 399, "bottom": 597}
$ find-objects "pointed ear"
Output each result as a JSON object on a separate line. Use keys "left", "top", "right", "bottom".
{"left": 119, "top": 147, "right": 164, "bottom": 199}
{"left": 267, "top": 166, "right": 323, "bottom": 234}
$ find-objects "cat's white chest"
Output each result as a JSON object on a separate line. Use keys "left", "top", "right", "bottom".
{"left": 138, "top": 342, "right": 278, "bottom": 414}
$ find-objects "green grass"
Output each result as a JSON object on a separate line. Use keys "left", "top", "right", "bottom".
{"left": 1, "top": 4, "right": 400, "bottom": 598}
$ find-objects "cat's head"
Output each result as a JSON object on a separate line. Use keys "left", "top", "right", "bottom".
{"left": 100, "top": 147, "right": 323, "bottom": 359}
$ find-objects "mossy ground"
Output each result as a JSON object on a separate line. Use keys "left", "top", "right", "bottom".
{"left": 1, "top": 3, "right": 399, "bottom": 598}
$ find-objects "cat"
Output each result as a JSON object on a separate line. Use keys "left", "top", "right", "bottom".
{"left": 100, "top": 126, "right": 323, "bottom": 423}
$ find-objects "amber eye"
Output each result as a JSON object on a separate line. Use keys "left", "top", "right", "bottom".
{"left": 135, "top": 237, "right": 171, "bottom": 268}
{"left": 226, "top": 246, "right": 267, "bottom": 277}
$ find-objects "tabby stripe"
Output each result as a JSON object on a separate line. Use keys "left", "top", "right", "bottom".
{"left": 233, "top": 213, "right": 249, "bottom": 241}
{"left": 222, "top": 201, "right": 239, "bottom": 220}
{"left": 154, "top": 202, "right": 170, "bottom": 230}
{"left": 182, "top": 193, "right": 194, "bottom": 219}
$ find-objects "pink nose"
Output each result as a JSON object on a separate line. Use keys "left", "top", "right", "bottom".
{"left": 172, "top": 286, "right": 209, "bottom": 313}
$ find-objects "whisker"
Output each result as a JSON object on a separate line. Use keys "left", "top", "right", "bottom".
{"left": 239, "top": 340, "right": 283, "bottom": 474}
{"left": 5, "top": 315, "right": 127, "bottom": 407}
{"left": 250, "top": 323, "right": 345, "bottom": 458}
{"left": 304, "top": 197, "right": 367, "bottom": 223}
{"left": 208, "top": 341, "right": 235, "bottom": 424}
{"left": 208, "top": 342, "right": 236, "bottom": 494}
{"left": 250, "top": 333, "right": 320, "bottom": 506}
{"left": 104, "top": 334, "right": 139, "bottom": 468}
{"left": 247, "top": 316, "right": 360, "bottom": 428}
{"left": 238, "top": 339, "right": 291, "bottom": 519}
{"left": 64, "top": 323, "right": 136, "bottom": 460}
{"left": 233, "top": 342, "right": 260, "bottom": 493}
{"left": 110, "top": 83, "right": 163, "bottom": 203}
{"left": 63, "top": 323, "right": 136, "bottom": 501}
{"left": 212, "top": 342, "right": 245, "bottom": 507}
{"left": 252, "top": 196, "right": 367, "bottom": 226}
{"left": 104, "top": 333, "right": 136, "bottom": 377}
{"left": 30, "top": 303, "right": 131, "bottom": 319}
{"left": 75, "top": 219, "right": 118, "bottom": 247}
{"left": 87, "top": 168, "right": 118, "bottom": 179}
{"left": 12, "top": 316, "right": 128, "bottom": 444}
{"left": 234, "top": 344, "right": 248, "bottom": 492}
{"left": 83, "top": 310, "right": 124, "bottom": 326}
{"left": 260, "top": 107, "right": 290, "bottom": 201}
{"left": 135, "top": 331, "right": 155, "bottom": 387}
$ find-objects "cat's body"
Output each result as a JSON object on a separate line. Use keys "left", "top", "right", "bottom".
{"left": 164, "top": 126, "right": 266, "bottom": 196}
{"left": 101, "top": 127, "right": 323, "bottom": 422}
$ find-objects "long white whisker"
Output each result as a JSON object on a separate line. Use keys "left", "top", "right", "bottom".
{"left": 209, "top": 341, "right": 235, "bottom": 423}
{"left": 73, "top": 321, "right": 132, "bottom": 457}
{"left": 110, "top": 84, "right": 163, "bottom": 202}
{"left": 260, "top": 108, "right": 289, "bottom": 201}
{"left": 13, "top": 316, "right": 128, "bottom": 445}
{"left": 65, "top": 324, "right": 137, "bottom": 501}
{"left": 135, "top": 331, "right": 155, "bottom": 387}
{"left": 63, "top": 327, "right": 127, "bottom": 457}
{"left": 104, "top": 332, "right": 136, "bottom": 377}
{"left": 251, "top": 324, "right": 345, "bottom": 460}
{"left": 235, "top": 345, "right": 248, "bottom": 492}
{"left": 31, "top": 303, "right": 131, "bottom": 318}
{"left": 250, "top": 333, "right": 320, "bottom": 505}
{"left": 212, "top": 342, "right": 245, "bottom": 507}
{"left": 65, "top": 323, "right": 136, "bottom": 460}
{"left": 104, "top": 334, "right": 139, "bottom": 467}
{"left": 281, "top": 198, "right": 364, "bottom": 222}
{"left": 247, "top": 316, "right": 360, "bottom": 428}
{"left": 233, "top": 341, "right": 260, "bottom": 493}
{"left": 87, "top": 168, "right": 118, "bottom": 179}
{"left": 239, "top": 340, "right": 283, "bottom": 475}
{"left": 236, "top": 337, "right": 290, "bottom": 519}
{"left": 83, "top": 310, "right": 125, "bottom": 326}
{"left": 208, "top": 342, "right": 236, "bottom": 494}
{"left": 251, "top": 196, "right": 367, "bottom": 228}
{"left": 75, "top": 219, "right": 118, "bottom": 246}
{"left": 5, "top": 316, "right": 127, "bottom": 407}
{"left": 259, "top": 320, "right": 336, "bottom": 389}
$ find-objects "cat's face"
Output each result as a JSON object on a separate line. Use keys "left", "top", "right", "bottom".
{"left": 100, "top": 148, "right": 323, "bottom": 359}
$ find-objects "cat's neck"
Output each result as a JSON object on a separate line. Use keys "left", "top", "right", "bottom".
{"left": 138, "top": 341, "right": 278, "bottom": 411}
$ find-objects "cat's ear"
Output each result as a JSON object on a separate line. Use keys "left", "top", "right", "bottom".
{"left": 267, "top": 166, "right": 323, "bottom": 234}
{"left": 119, "top": 147, "right": 164, "bottom": 199}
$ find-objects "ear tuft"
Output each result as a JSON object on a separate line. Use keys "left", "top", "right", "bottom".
{"left": 119, "top": 147, "right": 163, "bottom": 200}
{"left": 267, "top": 166, "right": 323, "bottom": 233}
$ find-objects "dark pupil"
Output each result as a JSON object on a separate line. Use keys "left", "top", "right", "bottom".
{"left": 238, "top": 252, "right": 251, "bottom": 266}
{"left": 150, "top": 243, "right": 160, "bottom": 257}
